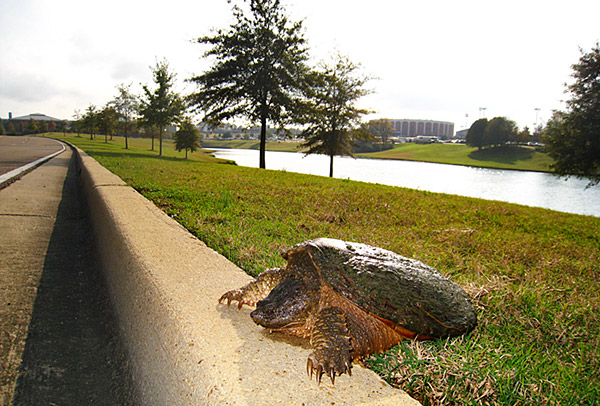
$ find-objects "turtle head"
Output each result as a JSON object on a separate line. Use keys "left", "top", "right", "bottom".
{"left": 251, "top": 277, "right": 316, "bottom": 331}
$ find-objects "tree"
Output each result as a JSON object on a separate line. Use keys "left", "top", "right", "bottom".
{"left": 0, "top": 120, "right": 5, "bottom": 135}
{"left": 366, "top": 119, "right": 393, "bottom": 146}
{"left": 39, "top": 120, "right": 48, "bottom": 134}
{"left": 174, "top": 119, "right": 201, "bottom": 159}
{"left": 188, "top": 0, "right": 311, "bottom": 169}
{"left": 59, "top": 120, "right": 69, "bottom": 137}
{"left": 513, "top": 126, "right": 532, "bottom": 144}
{"left": 6, "top": 121, "right": 15, "bottom": 134}
{"left": 82, "top": 104, "right": 98, "bottom": 139}
{"left": 483, "top": 117, "right": 517, "bottom": 147}
{"left": 73, "top": 109, "right": 82, "bottom": 137}
{"left": 139, "top": 59, "right": 185, "bottom": 155}
{"left": 28, "top": 118, "right": 39, "bottom": 134}
{"left": 300, "top": 54, "right": 372, "bottom": 177}
{"left": 97, "top": 105, "right": 119, "bottom": 143}
{"left": 466, "top": 118, "right": 488, "bottom": 150}
{"left": 545, "top": 43, "right": 600, "bottom": 186}
{"left": 112, "top": 83, "right": 138, "bottom": 149}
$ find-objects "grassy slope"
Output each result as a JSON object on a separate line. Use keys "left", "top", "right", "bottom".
{"left": 358, "top": 143, "right": 554, "bottom": 172}
{"left": 53, "top": 134, "right": 599, "bottom": 405}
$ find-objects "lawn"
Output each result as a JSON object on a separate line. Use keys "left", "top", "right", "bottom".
{"left": 49, "top": 134, "right": 599, "bottom": 405}
{"left": 358, "top": 143, "right": 554, "bottom": 172}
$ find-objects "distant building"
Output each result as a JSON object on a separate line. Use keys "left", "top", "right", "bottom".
{"left": 8, "top": 113, "right": 63, "bottom": 123}
{"left": 388, "top": 119, "right": 455, "bottom": 139}
{"left": 2, "top": 113, "right": 64, "bottom": 134}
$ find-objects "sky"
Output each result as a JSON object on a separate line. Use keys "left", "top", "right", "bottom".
{"left": 1, "top": 0, "right": 599, "bottom": 132}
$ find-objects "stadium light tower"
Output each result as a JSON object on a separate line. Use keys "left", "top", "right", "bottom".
{"left": 479, "top": 107, "right": 487, "bottom": 118}
{"left": 534, "top": 108, "right": 541, "bottom": 128}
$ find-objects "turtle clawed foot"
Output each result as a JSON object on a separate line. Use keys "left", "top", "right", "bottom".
{"left": 307, "top": 349, "right": 352, "bottom": 385}
{"left": 218, "top": 289, "right": 253, "bottom": 309}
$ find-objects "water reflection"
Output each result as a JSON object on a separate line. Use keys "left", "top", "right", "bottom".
{"left": 210, "top": 148, "right": 600, "bottom": 217}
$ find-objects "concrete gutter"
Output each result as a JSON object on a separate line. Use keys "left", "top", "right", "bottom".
{"left": 75, "top": 146, "right": 420, "bottom": 405}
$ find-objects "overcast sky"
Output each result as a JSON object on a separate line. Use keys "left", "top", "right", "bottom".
{"left": 1, "top": 0, "right": 598, "bottom": 131}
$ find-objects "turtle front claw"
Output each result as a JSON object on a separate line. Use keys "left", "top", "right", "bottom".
{"left": 218, "top": 289, "right": 253, "bottom": 309}
{"left": 307, "top": 348, "right": 352, "bottom": 384}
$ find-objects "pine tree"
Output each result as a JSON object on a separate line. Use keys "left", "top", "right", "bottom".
{"left": 139, "top": 59, "right": 185, "bottom": 155}
{"left": 545, "top": 43, "right": 600, "bottom": 186}
{"left": 189, "top": 0, "right": 311, "bottom": 169}
{"left": 174, "top": 119, "right": 200, "bottom": 159}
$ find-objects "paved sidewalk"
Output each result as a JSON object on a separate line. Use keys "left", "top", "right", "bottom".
{"left": 0, "top": 147, "right": 129, "bottom": 405}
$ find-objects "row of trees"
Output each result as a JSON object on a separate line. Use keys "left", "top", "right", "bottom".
{"left": 0, "top": 118, "right": 68, "bottom": 135}
{"left": 188, "top": 0, "right": 373, "bottom": 176}
{"left": 70, "top": 0, "right": 373, "bottom": 174}
{"left": 74, "top": 66, "right": 199, "bottom": 157}
{"left": 67, "top": 0, "right": 598, "bottom": 183}
{"left": 466, "top": 117, "right": 520, "bottom": 149}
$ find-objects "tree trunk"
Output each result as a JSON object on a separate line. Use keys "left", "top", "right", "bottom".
{"left": 329, "top": 154, "right": 334, "bottom": 178}
{"left": 259, "top": 114, "right": 267, "bottom": 169}
{"left": 159, "top": 126, "right": 163, "bottom": 156}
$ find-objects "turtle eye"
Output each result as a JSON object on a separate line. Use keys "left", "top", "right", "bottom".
{"left": 251, "top": 278, "right": 313, "bottom": 329}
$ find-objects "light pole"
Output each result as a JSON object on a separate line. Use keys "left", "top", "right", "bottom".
{"left": 479, "top": 107, "right": 487, "bottom": 118}
{"left": 534, "top": 108, "right": 541, "bottom": 128}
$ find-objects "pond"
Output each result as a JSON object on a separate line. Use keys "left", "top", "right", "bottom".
{"left": 210, "top": 148, "right": 600, "bottom": 217}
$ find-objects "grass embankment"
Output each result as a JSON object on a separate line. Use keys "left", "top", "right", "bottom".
{"left": 54, "top": 134, "right": 599, "bottom": 405}
{"left": 359, "top": 143, "right": 554, "bottom": 172}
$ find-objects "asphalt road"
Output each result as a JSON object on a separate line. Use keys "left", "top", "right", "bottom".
{"left": 0, "top": 136, "right": 65, "bottom": 175}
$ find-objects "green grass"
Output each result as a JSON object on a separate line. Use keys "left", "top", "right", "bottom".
{"left": 358, "top": 143, "right": 554, "bottom": 172}
{"left": 55, "top": 134, "right": 231, "bottom": 164}
{"left": 47, "top": 134, "right": 600, "bottom": 405}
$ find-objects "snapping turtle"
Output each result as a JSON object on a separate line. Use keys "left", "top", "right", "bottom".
{"left": 219, "top": 238, "right": 477, "bottom": 383}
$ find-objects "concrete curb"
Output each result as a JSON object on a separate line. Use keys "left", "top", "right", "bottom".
{"left": 74, "top": 146, "right": 420, "bottom": 405}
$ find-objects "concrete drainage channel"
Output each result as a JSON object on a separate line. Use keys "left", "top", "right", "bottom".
{"left": 75, "top": 146, "right": 420, "bottom": 405}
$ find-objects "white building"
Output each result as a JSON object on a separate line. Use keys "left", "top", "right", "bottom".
{"left": 389, "top": 119, "right": 455, "bottom": 139}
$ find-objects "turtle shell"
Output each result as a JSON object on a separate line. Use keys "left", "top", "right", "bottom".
{"left": 284, "top": 238, "right": 477, "bottom": 338}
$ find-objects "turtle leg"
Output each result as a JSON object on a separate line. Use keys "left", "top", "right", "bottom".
{"left": 307, "top": 307, "right": 352, "bottom": 384}
{"left": 219, "top": 267, "right": 286, "bottom": 309}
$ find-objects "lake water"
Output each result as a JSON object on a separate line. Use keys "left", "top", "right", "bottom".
{"left": 210, "top": 148, "right": 600, "bottom": 217}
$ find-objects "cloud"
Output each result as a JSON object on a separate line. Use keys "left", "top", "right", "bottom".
{"left": 111, "top": 59, "right": 147, "bottom": 82}
{"left": 0, "top": 69, "right": 57, "bottom": 103}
